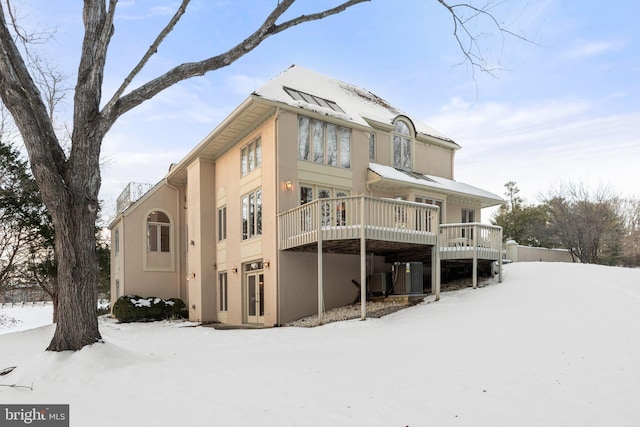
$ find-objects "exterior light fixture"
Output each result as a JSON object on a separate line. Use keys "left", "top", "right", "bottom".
{"left": 285, "top": 181, "right": 293, "bottom": 191}
{"left": 231, "top": 267, "right": 238, "bottom": 274}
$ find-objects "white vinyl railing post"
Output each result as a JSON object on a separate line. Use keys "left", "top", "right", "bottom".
{"left": 360, "top": 195, "right": 367, "bottom": 321}
{"left": 472, "top": 223, "right": 478, "bottom": 289}
{"left": 317, "top": 200, "right": 323, "bottom": 324}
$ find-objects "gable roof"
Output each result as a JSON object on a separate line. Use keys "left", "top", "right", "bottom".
{"left": 166, "top": 65, "right": 458, "bottom": 184}
{"left": 254, "top": 65, "right": 456, "bottom": 145}
{"left": 367, "top": 162, "right": 503, "bottom": 208}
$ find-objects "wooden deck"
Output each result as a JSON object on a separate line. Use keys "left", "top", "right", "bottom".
{"left": 278, "top": 195, "right": 502, "bottom": 263}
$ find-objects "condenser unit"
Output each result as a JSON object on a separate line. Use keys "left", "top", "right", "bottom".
{"left": 392, "top": 262, "right": 423, "bottom": 294}
{"left": 368, "top": 272, "right": 391, "bottom": 296}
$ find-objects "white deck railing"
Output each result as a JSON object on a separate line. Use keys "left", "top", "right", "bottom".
{"left": 278, "top": 197, "right": 503, "bottom": 263}
{"left": 278, "top": 195, "right": 439, "bottom": 250}
{"left": 439, "top": 223, "right": 503, "bottom": 260}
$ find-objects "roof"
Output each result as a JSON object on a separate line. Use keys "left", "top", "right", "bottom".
{"left": 166, "top": 65, "right": 458, "bottom": 184}
{"left": 367, "top": 163, "right": 503, "bottom": 208}
{"left": 254, "top": 65, "right": 456, "bottom": 144}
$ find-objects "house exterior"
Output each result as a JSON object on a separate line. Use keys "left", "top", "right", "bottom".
{"left": 110, "top": 65, "right": 503, "bottom": 326}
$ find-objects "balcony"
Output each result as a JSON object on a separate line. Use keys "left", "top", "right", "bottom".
{"left": 116, "top": 182, "right": 154, "bottom": 215}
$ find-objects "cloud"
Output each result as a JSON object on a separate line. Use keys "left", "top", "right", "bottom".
{"left": 566, "top": 40, "right": 622, "bottom": 59}
{"left": 116, "top": 2, "right": 182, "bottom": 20}
{"left": 425, "top": 99, "right": 640, "bottom": 203}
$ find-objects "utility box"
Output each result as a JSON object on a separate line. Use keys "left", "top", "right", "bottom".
{"left": 392, "top": 262, "right": 423, "bottom": 294}
{"left": 368, "top": 272, "right": 391, "bottom": 296}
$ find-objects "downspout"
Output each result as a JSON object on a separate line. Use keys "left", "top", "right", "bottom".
{"left": 165, "top": 179, "right": 182, "bottom": 300}
{"left": 274, "top": 107, "right": 281, "bottom": 326}
{"left": 120, "top": 215, "right": 125, "bottom": 298}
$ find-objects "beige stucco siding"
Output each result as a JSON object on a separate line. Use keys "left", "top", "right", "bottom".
{"left": 278, "top": 251, "right": 361, "bottom": 325}
{"left": 185, "top": 158, "right": 217, "bottom": 322}
{"left": 414, "top": 141, "right": 454, "bottom": 179}
{"left": 210, "top": 114, "right": 279, "bottom": 325}
{"left": 110, "top": 184, "right": 181, "bottom": 306}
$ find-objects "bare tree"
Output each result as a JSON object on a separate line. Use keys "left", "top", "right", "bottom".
{"left": 0, "top": 0, "right": 527, "bottom": 351}
{"left": 545, "top": 182, "right": 624, "bottom": 265}
{"left": 620, "top": 198, "right": 640, "bottom": 267}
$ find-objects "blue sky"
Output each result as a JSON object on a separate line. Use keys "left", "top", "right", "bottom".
{"left": 18, "top": 1, "right": 640, "bottom": 217}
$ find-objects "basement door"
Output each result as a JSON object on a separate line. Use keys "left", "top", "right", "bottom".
{"left": 246, "top": 271, "right": 264, "bottom": 324}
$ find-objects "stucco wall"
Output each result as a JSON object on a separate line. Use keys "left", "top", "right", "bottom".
{"left": 110, "top": 183, "right": 181, "bottom": 305}
{"left": 506, "top": 241, "right": 574, "bottom": 263}
{"left": 278, "top": 251, "right": 362, "bottom": 324}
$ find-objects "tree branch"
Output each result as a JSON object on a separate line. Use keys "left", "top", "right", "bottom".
{"left": 72, "top": 0, "right": 116, "bottom": 141}
{"left": 437, "top": 0, "right": 533, "bottom": 78}
{"left": 101, "top": 0, "right": 369, "bottom": 126}
{"left": 0, "top": 4, "right": 66, "bottom": 180}
{"left": 108, "top": 0, "right": 190, "bottom": 106}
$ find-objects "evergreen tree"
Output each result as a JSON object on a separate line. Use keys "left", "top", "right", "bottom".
{"left": 491, "top": 182, "right": 554, "bottom": 247}
{"left": 0, "top": 139, "right": 51, "bottom": 296}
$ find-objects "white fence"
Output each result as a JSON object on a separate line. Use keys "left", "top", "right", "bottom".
{"left": 505, "top": 240, "right": 574, "bottom": 263}
{"left": 0, "top": 300, "right": 54, "bottom": 309}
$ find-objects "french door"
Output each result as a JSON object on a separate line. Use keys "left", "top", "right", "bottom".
{"left": 246, "top": 272, "right": 264, "bottom": 324}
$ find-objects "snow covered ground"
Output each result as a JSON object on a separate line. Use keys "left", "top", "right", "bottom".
{"left": 1, "top": 262, "right": 639, "bottom": 426}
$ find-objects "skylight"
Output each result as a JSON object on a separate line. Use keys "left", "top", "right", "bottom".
{"left": 398, "top": 168, "right": 435, "bottom": 182}
{"left": 283, "top": 87, "right": 345, "bottom": 113}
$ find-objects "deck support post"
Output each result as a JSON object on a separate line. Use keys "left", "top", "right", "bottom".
{"left": 360, "top": 195, "right": 367, "bottom": 321}
{"left": 498, "top": 228, "right": 503, "bottom": 283}
{"left": 317, "top": 204, "right": 323, "bottom": 324}
{"left": 433, "top": 231, "right": 441, "bottom": 301}
{"left": 472, "top": 223, "right": 478, "bottom": 289}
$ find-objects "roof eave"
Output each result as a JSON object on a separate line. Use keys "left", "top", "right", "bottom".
{"left": 367, "top": 169, "right": 503, "bottom": 209}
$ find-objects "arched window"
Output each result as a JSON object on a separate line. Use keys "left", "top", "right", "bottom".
{"left": 147, "top": 211, "right": 171, "bottom": 252}
{"left": 392, "top": 119, "right": 413, "bottom": 170}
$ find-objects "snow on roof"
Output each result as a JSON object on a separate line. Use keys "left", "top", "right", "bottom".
{"left": 254, "top": 65, "right": 453, "bottom": 142}
{"left": 368, "top": 162, "right": 503, "bottom": 206}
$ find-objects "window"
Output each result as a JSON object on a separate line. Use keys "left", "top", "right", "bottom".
{"left": 369, "top": 133, "right": 376, "bottom": 161}
{"left": 300, "top": 185, "right": 350, "bottom": 228}
{"left": 217, "top": 206, "right": 227, "bottom": 241}
{"left": 218, "top": 272, "right": 228, "bottom": 312}
{"left": 147, "top": 211, "right": 171, "bottom": 252}
{"left": 461, "top": 208, "right": 475, "bottom": 239}
{"left": 242, "top": 189, "right": 262, "bottom": 240}
{"left": 241, "top": 136, "right": 262, "bottom": 176}
{"left": 462, "top": 208, "right": 475, "bottom": 223}
{"left": 415, "top": 196, "right": 443, "bottom": 224}
{"left": 114, "top": 228, "right": 120, "bottom": 255}
{"left": 298, "top": 116, "right": 351, "bottom": 169}
{"left": 393, "top": 119, "right": 412, "bottom": 170}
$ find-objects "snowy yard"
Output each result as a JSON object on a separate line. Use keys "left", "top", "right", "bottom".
{"left": 1, "top": 262, "right": 639, "bottom": 426}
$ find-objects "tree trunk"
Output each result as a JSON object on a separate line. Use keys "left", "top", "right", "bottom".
{"left": 46, "top": 194, "right": 102, "bottom": 351}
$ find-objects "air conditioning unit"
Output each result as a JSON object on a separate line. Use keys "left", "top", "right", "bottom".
{"left": 392, "top": 262, "right": 423, "bottom": 295}
{"left": 368, "top": 273, "right": 391, "bottom": 296}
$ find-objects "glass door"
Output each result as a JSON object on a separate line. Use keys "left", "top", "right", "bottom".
{"left": 246, "top": 272, "right": 264, "bottom": 324}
